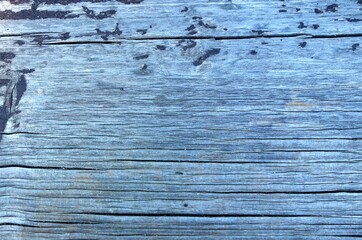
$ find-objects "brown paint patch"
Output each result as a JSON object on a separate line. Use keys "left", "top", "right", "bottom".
{"left": 286, "top": 100, "right": 313, "bottom": 110}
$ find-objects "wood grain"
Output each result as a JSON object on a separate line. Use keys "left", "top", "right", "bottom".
{"left": 0, "top": 0, "right": 362, "bottom": 239}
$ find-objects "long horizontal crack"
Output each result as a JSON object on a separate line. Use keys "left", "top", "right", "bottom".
{"left": 333, "top": 235, "right": 362, "bottom": 238}
{"left": 0, "top": 165, "right": 97, "bottom": 170}
{"left": 70, "top": 212, "right": 318, "bottom": 218}
{"left": 0, "top": 223, "right": 41, "bottom": 228}
{"left": 199, "top": 190, "right": 362, "bottom": 195}
{"left": 41, "top": 33, "right": 362, "bottom": 45}
{"left": 0, "top": 158, "right": 358, "bottom": 170}
{"left": 0, "top": 131, "right": 40, "bottom": 135}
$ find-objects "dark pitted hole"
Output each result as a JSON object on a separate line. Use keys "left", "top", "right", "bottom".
{"left": 352, "top": 43, "right": 360, "bottom": 51}
{"left": 299, "top": 41, "right": 307, "bottom": 48}
{"left": 250, "top": 50, "right": 257, "bottom": 55}
{"left": 314, "top": 8, "right": 323, "bottom": 14}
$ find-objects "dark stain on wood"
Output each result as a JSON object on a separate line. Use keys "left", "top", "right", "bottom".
{"left": 252, "top": 30, "right": 266, "bottom": 35}
{"left": 31, "top": 35, "right": 51, "bottom": 46}
{"left": 346, "top": 18, "right": 362, "bottom": 22}
{"left": 59, "top": 32, "right": 71, "bottom": 40}
{"left": 198, "top": 20, "right": 217, "bottom": 29}
{"left": 95, "top": 23, "right": 122, "bottom": 40}
{"left": 14, "top": 40, "right": 25, "bottom": 46}
{"left": 325, "top": 4, "right": 339, "bottom": 12}
{"left": 0, "top": 79, "right": 10, "bottom": 88}
{"left": 82, "top": 6, "right": 116, "bottom": 19}
{"left": 0, "top": 52, "right": 16, "bottom": 63}
{"left": 298, "top": 22, "right": 307, "bottom": 29}
{"left": 314, "top": 8, "right": 323, "bottom": 14}
{"left": 0, "top": 109, "right": 8, "bottom": 139}
{"left": 0, "top": 9, "right": 79, "bottom": 20}
{"left": 250, "top": 50, "right": 258, "bottom": 55}
{"left": 13, "top": 75, "right": 27, "bottom": 107}
{"left": 177, "top": 40, "right": 197, "bottom": 51}
{"left": 312, "top": 24, "right": 320, "bottom": 29}
{"left": 186, "top": 25, "right": 196, "bottom": 31}
{"left": 0, "top": 55, "right": 32, "bottom": 140}
{"left": 299, "top": 41, "right": 307, "bottom": 48}
{"left": 17, "top": 69, "right": 35, "bottom": 74}
{"left": 139, "top": 63, "right": 147, "bottom": 71}
{"left": 156, "top": 45, "right": 166, "bottom": 50}
{"left": 136, "top": 29, "right": 148, "bottom": 35}
{"left": 352, "top": 43, "right": 360, "bottom": 51}
{"left": 187, "top": 30, "right": 198, "bottom": 35}
{"left": 134, "top": 54, "right": 149, "bottom": 60}
{"left": 181, "top": 7, "right": 188, "bottom": 13}
{"left": 0, "top": 1, "right": 79, "bottom": 20}
{"left": 193, "top": 48, "right": 220, "bottom": 66}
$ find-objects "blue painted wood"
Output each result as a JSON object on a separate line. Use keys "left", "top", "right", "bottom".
{"left": 0, "top": 0, "right": 362, "bottom": 239}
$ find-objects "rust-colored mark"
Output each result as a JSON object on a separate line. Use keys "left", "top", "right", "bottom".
{"left": 286, "top": 100, "right": 313, "bottom": 109}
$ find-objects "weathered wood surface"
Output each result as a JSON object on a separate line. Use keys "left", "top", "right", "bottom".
{"left": 0, "top": 0, "right": 362, "bottom": 239}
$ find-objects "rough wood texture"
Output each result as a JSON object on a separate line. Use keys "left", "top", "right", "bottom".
{"left": 0, "top": 0, "right": 362, "bottom": 239}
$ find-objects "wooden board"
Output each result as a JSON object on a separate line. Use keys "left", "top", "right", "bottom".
{"left": 1, "top": 0, "right": 362, "bottom": 239}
